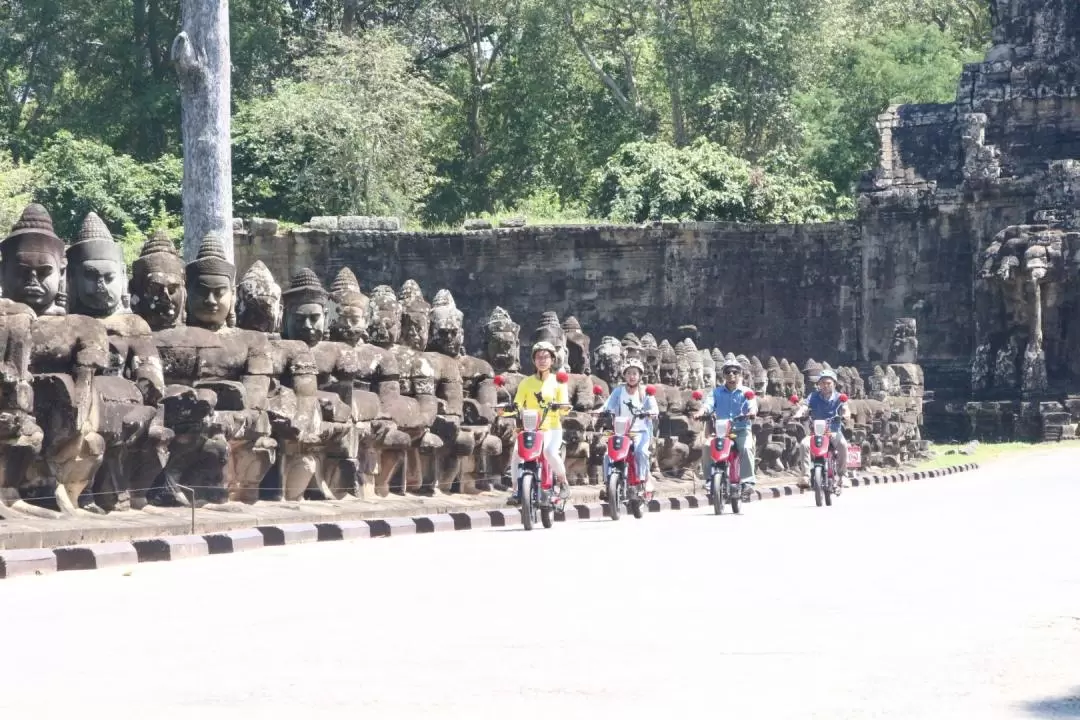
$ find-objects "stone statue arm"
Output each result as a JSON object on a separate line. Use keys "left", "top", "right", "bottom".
{"left": 127, "top": 334, "right": 166, "bottom": 406}
{"left": 73, "top": 324, "right": 108, "bottom": 429}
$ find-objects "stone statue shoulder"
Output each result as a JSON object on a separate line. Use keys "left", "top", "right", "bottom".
{"left": 0, "top": 297, "right": 36, "bottom": 320}
{"left": 99, "top": 312, "right": 154, "bottom": 339}
{"left": 355, "top": 344, "right": 400, "bottom": 380}
{"left": 30, "top": 313, "right": 110, "bottom": 373}
{"left": 153, "top": 325, "right": 225, "bottom": 349}
{"left": 272, "top": 337, "right": 318, "bottom": 379}
{"left": 311, "top": 340, "right": 358, "bottom": 380}
{"left": 457, "top": 354, "right": 493, "bottom": 380}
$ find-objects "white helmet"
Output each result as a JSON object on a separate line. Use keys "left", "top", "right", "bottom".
{"left": 531, "top": 341, "right": 557, "bottom": 359}
{"left": 622, "top": 358, "right": 645, "bottom": 376}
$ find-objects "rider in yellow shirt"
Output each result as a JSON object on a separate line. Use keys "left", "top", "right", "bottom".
{"left": 508, "top": 341, "right": 570, "bottom": 505}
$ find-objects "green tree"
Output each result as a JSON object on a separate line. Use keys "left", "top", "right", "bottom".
{"left": 0, "top": 150, "right": 34, "bottom": 232}
{"left": 234, "top": 30, "right": 449, "bottom": 222}
{"left": 796, "top": 22, "right": 984, "bottom": 197}
{"left": 29, "top": 131, "right": 182, "bottom": 239}
{"left": 591, "top": 138, "right": 834, "bottom": 223}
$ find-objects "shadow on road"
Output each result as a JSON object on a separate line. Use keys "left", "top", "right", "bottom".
{"left": 1024, "top": 688, "right": 1080, "bottom": 717}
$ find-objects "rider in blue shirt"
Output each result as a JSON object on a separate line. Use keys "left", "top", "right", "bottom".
{"left": 694, "top": 354, "right": 757, "bottom": 500}
{"left": 793, "top": 368, "right": 850, "bottom": 486}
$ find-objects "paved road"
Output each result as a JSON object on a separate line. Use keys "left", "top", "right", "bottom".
{"left": 3, "top": 448, "right": 1080, "bottom": 719}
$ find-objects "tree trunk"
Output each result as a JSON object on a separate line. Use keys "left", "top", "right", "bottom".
{"left": 172, "top": 0, "right": 233, "bottom": 264}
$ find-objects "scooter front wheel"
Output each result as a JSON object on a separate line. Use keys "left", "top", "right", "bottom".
{"left": 520, "top": 473, "right": 534, "bottom": 530}
{"left": 712, "top": 472, "right": 725, "bottom": 515}
{"left": 608, "top": 472, "right": 622, "bottom": 521}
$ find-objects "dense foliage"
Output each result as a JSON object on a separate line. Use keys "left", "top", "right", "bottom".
{"left": 0, "top": 0, "right": 990, "bottom": 235}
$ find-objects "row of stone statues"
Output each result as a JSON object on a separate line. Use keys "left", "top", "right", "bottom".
{"left": 0, "top": 204, "right": 926, "bottom": 520}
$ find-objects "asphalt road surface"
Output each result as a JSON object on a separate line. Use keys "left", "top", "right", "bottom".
{"left": 3, "top": 448, "right": 1079, "bottom": 719}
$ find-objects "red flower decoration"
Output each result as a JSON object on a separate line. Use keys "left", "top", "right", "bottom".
{"left": 744, "top": 390, "right": 756, "bottom": 400}
{"left": 692, "top": 390, "right": 704, "bottom": 401}
{"left": 592, "top": 385, "right": 604, "bottom": 396}
{"left": 555, "top": 371, "right": 569, "bottom": 384}
{"left": 645, "top": 385, "right": 657, "bottom": 396}
{"left": 839, "top": 393, "right": 849, "bottom": 403}
{"left": 493, "top": 375, "right": 505, "bottom": 387}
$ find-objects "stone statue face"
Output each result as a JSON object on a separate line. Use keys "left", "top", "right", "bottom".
{"left": 703, "top": 365, "right": 717, "bottom": 388}
{"left": 286, "top": 302, "right": 325, "bottom": 346}
{"left": 659, "top": 362, "right": 678, "bottom": 386}
{"left": 401, "top": 307, "right": 430, "bottom": 352}
{"left": 430, "top": 322, "right": 464, "bottom": 358}
{"left": 136, "top": 271, "right": 185, "bottom": 330}
{"left": 593, "top": 338, "right": 625, "bottom": 386}
{"left": 643, "top": 348, "right": 661, "bottom": 384}
{"left": 330, "top": 304, "right": 367, "bottom": 346}
{"left": 485, "top": 329, "right": 520, "bottom": 373}
{"left": 3, "top": 250, "right": 63, "bottom": 315}
{"left": 74, "top": 258, "right": 126, "bottom": 315}
{"left": 235, "top": 292, "right": 281, "bottom": 334}
{"left": 566, "top": 340, "right": 588, "bottom": 374}
{"left": 366, "top": 290, "right": 402, "bottom": 346}
{"left": 188, "top": 275, "right": 234, "bottom": 327}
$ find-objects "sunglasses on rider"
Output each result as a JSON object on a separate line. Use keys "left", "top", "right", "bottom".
{"left": 723, "top": 369, "right": 741, "bottom": 375}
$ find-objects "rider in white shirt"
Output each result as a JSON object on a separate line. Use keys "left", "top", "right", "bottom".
{"left": 599, "top": 359, "right": 659, "bottom": 494}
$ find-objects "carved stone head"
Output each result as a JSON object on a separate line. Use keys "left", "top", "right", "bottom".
{"left": 366, "top": 285, "right": 402, "bottom": 347}
{"left": 282, "top": 268, "right": 328, "bottom": 347}
{"left": 749, "top": 356, "right": 767, "bottom": 394}
{"left": 131, "top": 230, "right": 186, "bottom": 330}
{"left": 766, "top": 356, "right": 783, "bottom": 396}
{"left": 67, "top": 212, "right": 128, "bottom": 317}
{"left": 429, "top": 288, "right": 465, "bottom": 358}
{"left": 562, "top": 316, "right": 591, "bottom": 375}
{"left": 674, "top": 340, "right": 691, "bottom": 389}
{"left": 0, "top": 204, "right": 67, "bottom": 317}
{"left": 185, "top": 232, "right": 235, "bottom": 331}
{"left": 327, "top": 268, "right": 367, "bottom": 346}
{"left": 687, "top": 341, "right": 704, "bottom": 390}
{"left": 640, "top": 333, "right": 660, "bottom": 384}
{"left": 593, "top": 335, "right": 625, "bottom": 387}
{"left": 235, "top": 261, "right": 282, "bottom": 334}
{"left": 867, "top": 365, "right": 886, "bottom": 400}
{"left": 532, "top": 311, "right": 567, "bottom": 370}
{"left": 888, "top": 317, "right": 918, "bottom": 364}
{"left": 735, "top": 354, "right": 752, "bottom": 381}
{"left": 701, "top": 350, "right": 717, "bottom": 388}
{"left": 483, "top": 306, "right": 520, "bottom": 373}
{"left": 658, "top": 340, "right": 678, "bottom": 386}
{"left": 398, "top": 279, "right": 430, "bottom": 352}
{"left": 622, "top": 332, "right": 642, "bottom": 360}
{"left": 782, "top": 359, "right": 801, "bottom": 398}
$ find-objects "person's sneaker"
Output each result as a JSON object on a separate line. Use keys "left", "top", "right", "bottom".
{"left": 507, "top": 495, "right": 520, "bottom": 507}
{"left": 741, "top": 484, "right": 754, "bottom": 502}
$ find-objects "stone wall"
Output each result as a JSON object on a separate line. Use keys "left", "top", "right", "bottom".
{"left": 235, "top": 220, "right": 865, "bottom": 365}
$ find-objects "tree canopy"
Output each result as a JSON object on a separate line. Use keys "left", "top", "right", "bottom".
{"left": 0, "top": 0, "right": 991, "bottom": 237}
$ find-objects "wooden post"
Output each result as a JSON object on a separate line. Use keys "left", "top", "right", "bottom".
{"left": 171, "top": 0, "right": 233, "bottom": 264}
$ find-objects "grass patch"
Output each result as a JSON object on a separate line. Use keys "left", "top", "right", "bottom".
{"left": 915, "top": 441, "right": 1041, "bottom": 470}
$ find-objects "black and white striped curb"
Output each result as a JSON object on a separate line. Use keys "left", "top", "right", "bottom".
{"left": 0, "top": 463, "right": 979, "bottom": 579}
